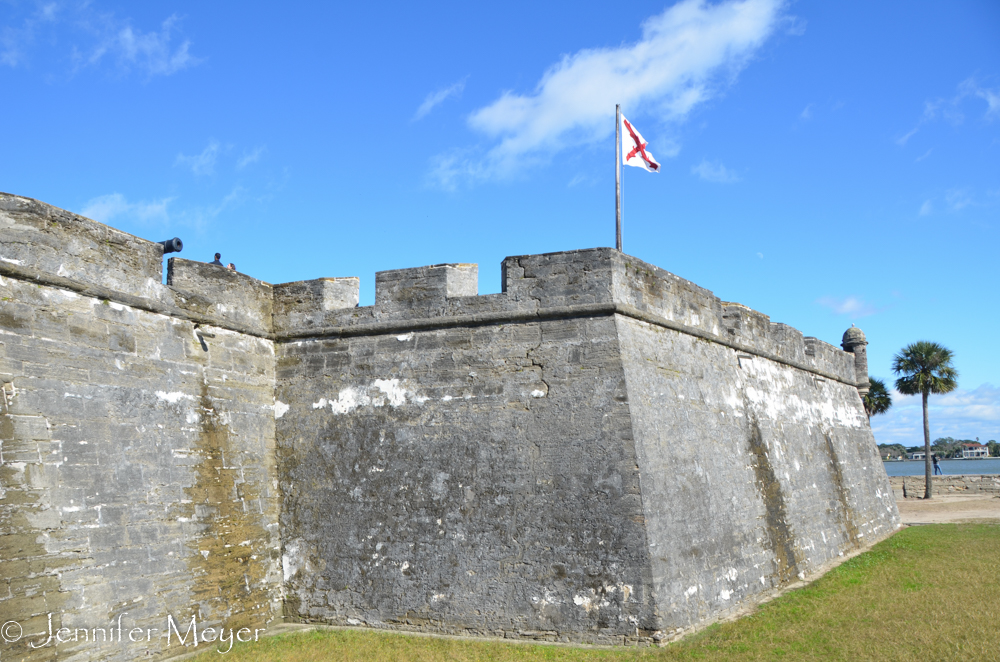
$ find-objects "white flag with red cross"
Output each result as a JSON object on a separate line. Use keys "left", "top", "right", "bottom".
{"left": 620, "top": 115, "right": 660, "bottom": 173}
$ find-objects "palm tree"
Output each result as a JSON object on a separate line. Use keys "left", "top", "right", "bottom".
{"left": 892, "top": 342, "right": 958, "bottom": 499}
{"left": 863, "top": 377, "right": 892, "bottom": 419}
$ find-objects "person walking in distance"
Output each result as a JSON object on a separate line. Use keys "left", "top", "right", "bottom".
{"left": 932, "top": 453, "right": 943, "bottom": 475}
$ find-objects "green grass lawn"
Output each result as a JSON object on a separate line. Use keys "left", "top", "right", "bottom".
{"left": 191, "top": 522, "right": 1000, "bottom": 662}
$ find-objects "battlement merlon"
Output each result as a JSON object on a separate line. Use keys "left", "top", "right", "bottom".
{"left": 0, "top": 193, "right": 860, "bottom": 386}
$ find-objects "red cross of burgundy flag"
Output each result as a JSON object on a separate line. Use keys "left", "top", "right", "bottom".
{"left": 621, "top": 115, "right": 660, "bottom": 172}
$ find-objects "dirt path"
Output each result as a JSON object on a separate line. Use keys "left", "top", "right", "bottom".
{"left": 896, "top": 495, "right": 1000, "bottom": 524}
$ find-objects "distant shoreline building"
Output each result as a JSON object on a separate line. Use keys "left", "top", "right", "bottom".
{"left": 962, "top": 443, "right": 989, "bottom": 459}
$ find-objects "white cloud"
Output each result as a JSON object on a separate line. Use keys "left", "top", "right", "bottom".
{"left": 945, "top": 187, "right": 973, "bottom": 211}
{"left": 0, "top": 28, "right": 25, "bottom": 68}
{"left": 81, "top": 14, "right": 200, "bottom": 78}
{"left": 414, "top": 78, "right": 467, "bottom": 120}
{"left": 692, "top": 159, "right": 741, "bottom": 183}
{"left": 799, "top": 103, "right": 812, "bottom": 120}
{"left": 3, "top": 4, "right": 199, "bottom": 78}
{"left": 567, "top": 173, "right": 596, "bottom": 188}
{"left": 79, "top": 187, "right": 245, "bottom": 231}
{"left": 871, "top": 383, "right": 1000, "bottom": 447}
{"left": 1, "top": 2, "right": 59, "bottom": 67}
{"left": 816, "top": 295, "right": 880, "bottom": 318}
{"left": 432, "top": 0, "right": 785, "bottom": 186}
{"left": 918, "top": 187, "right": 979, "bottom": 216}
{"left": 237, "top": 146, "right": 267, "bottom": 170}
{"left": 976, "top": 87, "right": 1000, "bottom": 119}
{"left": 173, "top": 186, "right": 245, "bottom": 230}
{"left": 784, "top": 16, "right": 807, "bottom": 36}
{"left": 176, "top": 140, "right": 221, "bottom": 176}
{"left": 80, "top": 193, "right": 173, "bottom": 225}
{"left": 895, "top": 127, "right": 919, "bottom": 146}
{"left": 898, "top": 77, "right": 1000, "bottom": 145}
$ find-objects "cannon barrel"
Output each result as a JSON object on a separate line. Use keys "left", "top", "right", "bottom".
{"left": 158, "top": 237, "right": 183, "bottom": 254}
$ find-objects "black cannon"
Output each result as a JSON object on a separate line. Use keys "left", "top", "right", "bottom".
{"left": 158, "top": 237, "right": 183, "bottom": 254}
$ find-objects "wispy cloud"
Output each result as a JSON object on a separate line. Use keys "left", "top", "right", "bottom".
{"left": 816, "top": 295, "right": 881, "bottom": 318}
{"left": 567, "top": 173, "right": 597, "bottom": 188}
{"left": 871, "top": 383, "right": 1000, "bottom": 446}
{"left": 945, "top": 187, "right": 973, "bottom": 211}
{"left": 1, "top": 2, "right": 59, "bottom": 67}
{"left": 919, "top": 187, "right": 979, "bottom": 216}
{"left": 2, "top": 2, "right": 201, "bottom": 79}
{"left": 175, "top": 140, "right": 221, "bottom": 176}
{"left": 895, "top": 127, "right": 919, "bottom": 146}
{"left": 897, "top": 77, "right": 1000, "bottom": 145}
{"left": 79, "top": 187, "right": 246, "bottom": 232}
{"left": 431, "top": 0, "right": 785, "bottom": 187}
{"left": 237, "top": 146, "right": 267, "bottom": 170}
{"left": 799, "top": 103, "right": 812, "bottom": 120}
{"left": 174, "top": 186, "right": 246, "bottom": 230}
{"left": 414, "top": 78, "right": 467, "bottom": 120}
{"left": 81, "top": 193, "right": 173, "bottom": 225}
{"left": 692, "top": 159, "right": 741, "bottom": 183}
{"left": 75, "top": 14, "right": 200, "bottom": 78}
{"left": 975, "top": 86, "right": 1000, "bottom": 119}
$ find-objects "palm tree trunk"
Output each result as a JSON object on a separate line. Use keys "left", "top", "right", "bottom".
{"left": 923, "top": 390, "right": 932, "bottom": 499}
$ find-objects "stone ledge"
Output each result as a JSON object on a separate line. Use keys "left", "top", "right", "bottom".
{"left": 887, "top": 474, "right": 1000, "bottom": 500}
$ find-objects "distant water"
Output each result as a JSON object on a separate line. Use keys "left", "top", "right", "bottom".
{"left": 881, "top": 458, "right": 1000, "bottom": 476}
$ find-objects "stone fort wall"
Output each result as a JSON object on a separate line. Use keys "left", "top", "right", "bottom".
{"left": 0, "top": 195, "right": 282, "bottom": 661}
{"left": 0, "top": 193, "right": 900, "bottom": 658}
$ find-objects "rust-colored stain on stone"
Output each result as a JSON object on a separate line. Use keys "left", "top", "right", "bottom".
{"left": 176, "top": 380, "right": 273, "bottom": 636}
{"left": 746, "top": 416, "right": 800, "bottom": 585}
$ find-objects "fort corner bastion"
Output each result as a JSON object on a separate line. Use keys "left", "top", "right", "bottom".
{"left": 0, "top": 192, "right": 899, "bottom": 658}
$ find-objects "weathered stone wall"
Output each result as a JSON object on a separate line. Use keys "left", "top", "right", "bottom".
{"left": 276, "top": 315, "right": 657, "bottom": 644}
{"left": 888, "top": 475, "right": 1000, "bottom": 499}
{"left": 617, "top": 317, "right": 897, "bottom": 637}
{"left": 1, "top": 193, "right": 901, "bottom": 656}
{"left": 1, "top": 194, "right": 282, "bottom": 661}
{"left": 275, "top": 248, "right": 900, "bottom": 643}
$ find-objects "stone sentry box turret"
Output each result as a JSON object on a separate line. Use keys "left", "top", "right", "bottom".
{"left": 0, "top": 193, "right": 899, "bottom": 659}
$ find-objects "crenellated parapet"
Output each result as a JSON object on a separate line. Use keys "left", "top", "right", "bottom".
{"left": 275, "top": 248, "right": 858, "bottom": 386}
{"left": 0, "top": 193, "right": 860, "bottom": 386}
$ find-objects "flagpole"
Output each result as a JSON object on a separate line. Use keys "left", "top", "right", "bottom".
{"left": 615, "top": 104, "right": 622, "bottom": 252}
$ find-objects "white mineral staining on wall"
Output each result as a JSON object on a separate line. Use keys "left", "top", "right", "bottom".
{"left": 374, "top": 379, "right": 406, "bottom": 406}
{"left": 155, "top": 391, "right": 193, "bottom": 404}
{"left": 313, "top": 380, "right": 414, "bottom": 414}
{"left": 282, "top": 538, "right": 307, "bottom": 582}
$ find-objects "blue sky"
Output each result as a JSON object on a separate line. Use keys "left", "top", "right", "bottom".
{"left": 2, "top": 0, "right": 998, "bottom": 446}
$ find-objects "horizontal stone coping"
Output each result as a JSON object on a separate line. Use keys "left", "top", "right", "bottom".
{"left": 0, "top": 259, "right": 856, "bottom": 386}
{"left": 0, "top": 257, "right": 272, "bottom": 338}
